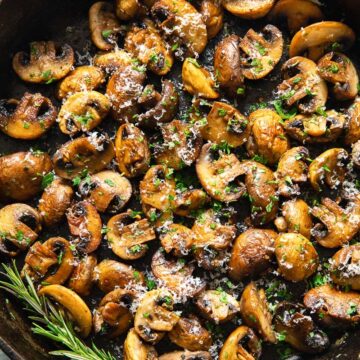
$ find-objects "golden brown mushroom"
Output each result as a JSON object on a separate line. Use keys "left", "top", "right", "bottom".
{"left": 159, "top": 351, "right": 211, "bottom": 360}
{"left": 124, "top": 328, "right": 158, "bottom": 360}
{"left": 115, "top": 0, "right": 146, "bottom": 20}
{"left": 172, "top": 188, "right": 209, "bottom": 217}
{"left": 94, "top": 49, "right": 134, "bottom": 74}
{"left": 199, "top": 0, "right": 223, "bottom": 39}
{"left": 344, "top": 98, "right": 360, "bottom": 145}
{"left": 223, "top": 0, "right": 274, "bottom": 19}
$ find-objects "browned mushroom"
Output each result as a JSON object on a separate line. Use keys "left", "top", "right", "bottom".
{"left": 93, "top": 49, "right": 134, "bottom": 74}
{"left": 12, "top": 41, "right": 74, "bottom": 83}
{"left": 199, "top": 0, "right": 223, "bottom": 39}
{"left": 0, "top": 93, "right": 57, "bottom": 140}
{"left": 223, "top": 0, "right": 275, "bottom": 19}
{"left": 124, "top": 328, "right": 158, "bottom": 360}
{"left": 344, "top": 98, "right": 360, "bottom": 145}
{"left": 159, "top": 351, "right": 211, "bottom": 360}
{"left": 172, "top": 188, "right": 209, "bottom": 217}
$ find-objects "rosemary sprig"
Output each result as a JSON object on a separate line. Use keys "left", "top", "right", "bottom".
{"left": 0, "top": 261, "right": 115, "bottom": 360}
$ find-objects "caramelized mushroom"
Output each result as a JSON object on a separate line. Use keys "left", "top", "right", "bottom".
{"left": 124, "top": 328, "right": 158, "bottom": 360}
{"left": 115, "top": 0, "right": 147, "bottom": 20}
{"left": 344, "top": 98, "right": 360, "bottom": 145}
{"left": 94, "top": 49, "right": 134, "bottom": 74}
{"left": 173, "top": 188, "right": 209, "bottom": 217}
{"left": 200, "top": 0, "right": 223, "bottom": 39}
{"left": 159, "top": 352, "right": 211, "bottom": 360}
{"left": 223, "top": 0, "right": 274, "bottom": 19}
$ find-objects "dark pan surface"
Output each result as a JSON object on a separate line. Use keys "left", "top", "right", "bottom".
{"left": 0, "top": 0, "right": 360, "bottom": 359}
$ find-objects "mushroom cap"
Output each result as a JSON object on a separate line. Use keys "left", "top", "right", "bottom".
{"left": 200, "top": 0, "right": 224, "bottom": 39}
{"left": 223, "top": 0, "right": 275, "bottom": 19}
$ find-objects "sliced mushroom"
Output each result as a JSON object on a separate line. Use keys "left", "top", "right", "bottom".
{"left": 219, "top": 326, "right": 262, "bottom": 360}
{"left": 229, "top": 229, "right": 276, "bottom": 281}
{"left": 124, "top": 328, "right": 158, "bottom": 360}
{"left": 52, "top": 133, "right": 115, "bottom": 179}
{"left": 78, "top": 170, "right": 132, "bottom": 213}
{"left": 115, "top": 0, "right": 147, "bottom": 20}
{"left": 223, "top": 0, "right": 274, "bottom": 19}
{"left": 0, "top": 204, "right": 41, "bottom": 257}
{"left": 182, "top": 58, "right": 219, "bottom": 99}
{"left": 66, "top": 201, "right": 102, "bottom": 254}
{"left": 196, "top": 290, "right": 240, "bottom": 323}
{"left": 303, "top": 284, "right": 360, "bottom": 328}
{"left": 38, "top": 284, "right": 92, "bottom": 337}
{"left": 344, "top": 98, "right": 360, "bottom": 145}
{"left": 12, "top": 41, "right": 74, "bottom": 83}
{"left": 159, "top": 351, "right": 211, "bottom": 360}
{"left": 200, "top": 0, "right": 223, "bottom": 39}
{"left": 89, "top": 2, "right": 120, "bottom": 51}
{"left": 289, "top": 21, "right": 356, "bottom": 61}
{"left": 107, "top": 210, "right": 156, "bottom": 260}
{"left": 0, "top": 151, "right": 53, "bottom": 201}
{"left": 308, "top": 148, "right": 348, "bottom": 191}
{"left": 134, "top": 289, "right": 179, "bottom": 344}
{"left": 275, "top": 233, "right": 318, "bottom": 282}
{"left": 94, "top": 49, "right": 134, "bottom": 74}
{"left": 239, "top": 25, "right": 283, "bottom": 80}
{"left": 173, "top": 188, "right": 209, "bottom": 217}
{"left": 22, "top": 237, "right": 74, "bottom": 285}
{"left": 0, "top": 93, "right": 57, "bottom": 140}
{"left": 239, "top": 282, "right": 276, "bottom": 343}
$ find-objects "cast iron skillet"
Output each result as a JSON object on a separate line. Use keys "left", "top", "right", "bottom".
{"left": 0, "top": 0, "right": 360, "bottom": 359}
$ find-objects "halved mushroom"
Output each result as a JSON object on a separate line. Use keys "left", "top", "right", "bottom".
{"left": 151, "top": 249, "right": 206, "bottom": 297}
{"left": 12, "top": 41, "right": 74, "bottom": 83}
{"left": 247, "top": 109, "right": 289, "bottom": 165}
{"left": 22, "top": 237, "right": 74, "bottom": 285}
{"left": 56, "top": 65, "right": 105, "bottom": 99}
{"left": 93, "top": 288, "right": 137, "bottom": 338}
{"left": 277, "top": 56, "right": 328, "bottom": 114}
{"left": 275, "top": 233, "right": 318, "bottom": 282}
{"left": 303, "top": 284, "right": 360, "bottom": 328}
{"left": 239, "top": 282, "right": 276, "bottom": 343}
{"left": 223, "top": 0, "right": 274, "bottom": 19}
{"left": 239, "top": 25, "right": 283, "bottom": 80}
{"left": 134, "top": 289, "right": 179, "bottom": 344}
{"left": 229, "top": 229, "right": 276, "bottom": 281}
{"left": 273, "top": 302, "right": 330, "bottom": 353}
{"left": 68, "top": 254, "right": 97, "bottom": 296}
{"left": 173, "top": 188, "right": 209, "bottom": 217}
{"left": 151, "top": 0, "right": 207, "bottom": 58}
{"left": 182, "top": 58, "right": 219, "bottom": 99}
{"left": 115, "top": 0, "right": 148, "bottom": 20}
{"left": 78, "top": 170, "right": 132, "bottom": 213}
{"left": 200, "top": 102, "right": 250, "bottom": 147}
{"left": 89, "top": 2, "right": 120, "bottom": 51}
{"left": 196, "top": 143, "right": 245, "bottom": 202}
{"left": 0, "top": 204, "right": 41, "bottom": 257}
{"left": 0, "top": 93, "right": 57, "bottom": 140}
{"left": 199, "top": 0, "right": 223, "bottom": 39}
{"left": 344, "top": 98, "right": 360, "bottom": 145}
{"left": 95, "top": 259, "right": 145, "bottom": 293}
{"left": 66, "top": 201, "right": 102, "bottom": 254}
{"left": 214, "top": 35, "right": 244, "bottom": 97}
{"left": 308, "top": 148, "right": 348, "bottom": 191}
{"left": 38, "top": 285, "right": 92, "bottom": 337}
{"left": 0, "top": 151, "right": 53, "bottom": 201}
{"left": 318, "top": 52, "right": 359, "bottom": 101}
{"left": 268, "top": 0, "right": 324, "bottom": 34}
{"left": 155, "top": 120, "right": 202, "bottom": 169}
{"left": 219, "top": 326, "right": 262, "bottom": 360}
{"left": 159, "top": 351, "right": 211, "bottom": 360}
{"left": 107, "top": 210, "right": 156, "bottom": 260}
{"left": 94, "top": 49, "right": 134, "bottom": 74}
{"left": 196, "top": 289, "right": 240, "bottom": 323}
{"left": 52, "top": 133, "right": 115, "bottom": 179}
{"left": 289, "top": 21, "right": 356, "bottom": 61}
{"left": 311, "top": 197, "right": 360, "bottom": 248}
{"left": 275, "top": 146, "right": 309, "bottom": 197}
{"left": 124, "top": 18, "right": 174, "bottom": 75}
{"left": 124, "top": 328, "right": 158, "bottom": 360}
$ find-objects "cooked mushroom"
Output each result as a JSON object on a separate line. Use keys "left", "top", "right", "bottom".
{"left": 56, "top": 65, "right": 105, "bottom": 99}
{"left": 115, "top": 0, "right": 147, "bottom": 20}
{"left": 289, "top": 21, "right": 356, "bottom": 61}
{"left": 277, "top": 56, "right": 328, "bottom": 114}
{"left": 223, "top": 0, "right": 274, "bottom": 19}
{"left": 344, "top": 98, "right": 360, "bottom": 145}
{"left": 68, "top": 254, "right": 97, "bottom": 296}
{"left": 168, "top": 315, "right": 212, "bottom": 351}
{"left": 94, "top": 49, "right": 134, "bottom": 74}
{"left": 0, "top": 93, "right": 57, "bottom": 140}
{"left": 78, "top": 170, "right": 132, "bottom": 213}
{"left": 275, "top": 233, "right": 318, "bottom": 282}
{"left": 134, "top": 289, "right": 179, "bottom": 344}
{"left": 159, "top": 351, "right": 211, "bottom": 360}
{"left": 273, "top": 302, "right": 330, "bottom": 353}
{"left": 107, "top": 210, "right": 156, "bottom": 260}
{"left": 12, "top": 40, "right": 74, "bottom": 83}
{"left": 239, "top": 25, "right": 283, "bottom": 80}
{"left": 22, "top": 237, "right": 74, "bottom": 285}
{"left": 173, "top": 188, "right": 209, "bottom": 217}
{"left": 0, "top": 151, "right": 53, "bottom": 201}
{"left": 66, "top": 201, "right": 102, "bottom": 254}
{"left": 58, "top": 91, "right": 111, "bottom": 135}
{"left": 196, "top": 289, "right": 240, "bottom": 323}
{"left": 219, "top": 326, "right": 262, "bottom": 360}
{"left": 311, "top": 197, "right": 360, "bottom": 248}
{"left": 89, "top": 2, "right": 120, "bottom": 51}
{"left": 247, "top": 109, "right": 289, "bottom": 165}
{"left": 239, "top": 282, "right": 276, "bottom": 343}
{"left": 0, "top": 204, "right": 41, "bottom": 257}
{"left": 52, "top": 133, "right": 115, "bottom": 179}
{"left": 124, "top": 328, "right": 158, "bottom": 360}
{"left": 214, "top": 35, "right": 244, "bottom": 97}
{"left": 199, "top": 0, "right": 223, "bottom": 39}
{"left": 229, "top": 229, "right": 276, "bottom": 281}
{"left": 38, "top": 285, "right": 92, "bottom": 337}
{"left": 303, "top": 284, "right": 360, "bottom": 328}
{"left": 268, "top": 0, "right": 324, "bottom": 33}
{"left": 352, "top": 139, "right": 360, "bottom": 168}
{"left": 308, "top": 148, "right": 348, "bottom": 191}
{"left": 182, "top": 58, "right": 219, "bottom": 99}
